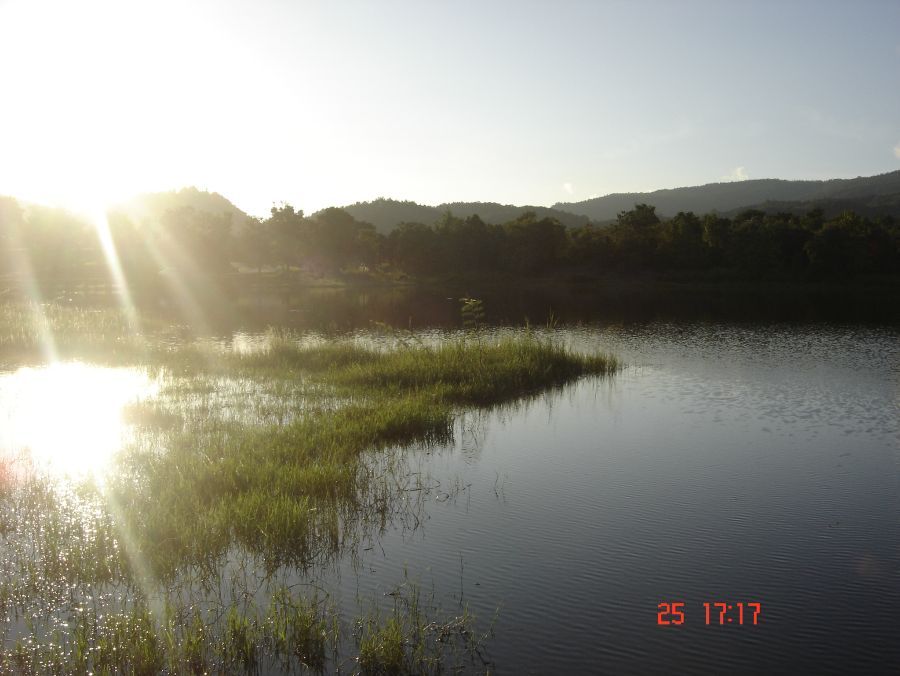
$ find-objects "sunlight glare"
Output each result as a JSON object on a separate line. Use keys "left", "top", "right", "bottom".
{"left": 0, "top": 362, "right": 158, "bottom": 482}
{"left": 91, "top": 209, "right": 142, "bottom": 334}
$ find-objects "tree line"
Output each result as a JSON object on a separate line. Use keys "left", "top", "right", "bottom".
{"left": 236, "top": 203, "right": 898, "bottom": 279}
{"left": 0, "top": 197, "right": 897, "bottom": 293}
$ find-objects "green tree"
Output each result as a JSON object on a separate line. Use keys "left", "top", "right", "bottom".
{"left": 234, "top": 216, "right": 274, "bottom": 274}
{"left": 434, "top": 212, "right": 502, "bottom": 272}
{"left": 388, "top": 222, "right": 439, "bottom": 275}
{"left": 617, "top": 203, "right": 661, "bottom": 229}
{"left": 656, "top": 211, "right": 707, "bottom": 269}
{"left": 609, "top": 203, "right": 661, "bottom": 270}
{"left": 107, "top": 211, "right": 162, "bottom": 288}
{"left": 501, "top": 212, "right": 566, "bottom": 274}
{"left": 726, "top": 210, "right": 781, "bottom": 276}
{"left": 266, "top": 204, "right": 306, "bottom": 272}
{"left": 566, "top": 224, "right": 613, "bottom": 269}
{"left": 160, "top": 206, "right": 234, "bottom": 275}
{"left": 308, "top": 208, "right": 374, "bottom": 273}
{"left": 701, "top": 214, "right": 732, "bottom": 266}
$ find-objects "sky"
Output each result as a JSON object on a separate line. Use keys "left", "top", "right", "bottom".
{"left": 0, "top": 0, "right": 898, "bottom": 217}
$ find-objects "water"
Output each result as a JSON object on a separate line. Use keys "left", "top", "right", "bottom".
{"left": 0, "top": 312, "right": 897, "bottom": 673}
{"left": 0, "top": 362, "right": 157, "bottom": 482}
{"left": 325, "top": 322, "right": 898, "bottom": 674}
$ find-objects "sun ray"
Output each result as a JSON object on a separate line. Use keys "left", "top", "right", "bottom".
{"left": 92, "top": 209, "right": 142, "bottom": 336}
{"left": 124, "top": 211, "right": 229, "bottom": 341}
{"left": 3, "top": 213, "right": 58, "bottom": 362}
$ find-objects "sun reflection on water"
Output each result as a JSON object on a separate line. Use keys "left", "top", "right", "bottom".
{"left": 0, "top": 362, "right": 158, "bottom": 482}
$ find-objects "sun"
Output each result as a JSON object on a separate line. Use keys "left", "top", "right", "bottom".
{"left": 0, "top": 0, "right": 209, "bottom": 215}
{"left": 0, "top": 362, "right": 157, "bottom": 482}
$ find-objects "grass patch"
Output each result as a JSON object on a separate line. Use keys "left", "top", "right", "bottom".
{"left": 112, "top": 335, "right": 616, "bottom": 575}
{"left": 0, "top": 301, "right": 618, "bottom": 672}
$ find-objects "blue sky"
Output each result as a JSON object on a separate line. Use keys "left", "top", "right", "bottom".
{"left": 1, "top": 0, "right": 898, "bottom": 216}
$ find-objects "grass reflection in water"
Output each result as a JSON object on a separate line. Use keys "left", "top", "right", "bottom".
{"left": 0, "top": 304, "right": 618, "bottom": 673}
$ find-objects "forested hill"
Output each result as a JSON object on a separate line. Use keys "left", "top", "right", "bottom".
{"left": 554, "top": 171, "right": 900, "bottom": 221}
{"left": 111, "top": 187, "right": 251, "bottom": 231}
{"left": 721, "top": 193, "right": 900, "bottom": 220}
{"left": 334, "top": 198, "right": 590, "bottom": 233}
{"left": 333, "top": 199, "right": 439, "bottom": 234}
{"left": 438, "top": 202, "right": 590, "bottom": 229}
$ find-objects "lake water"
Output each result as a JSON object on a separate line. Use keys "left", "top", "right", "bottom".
{"left": 323, "top": 321, "right": 899, "bottom": 674}
{"left": 0, "top": 304, "right": 897, "bottom": 673}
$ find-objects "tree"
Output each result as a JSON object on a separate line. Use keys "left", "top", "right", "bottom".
{"left": 388, "top": 222, "right": 439, "bottom": 275}
{"left": 616, "top": 203, "right": 660, "bottom": 229}
{"left": 566, "top": 224, "right": 613, "bottom": 269}
{"left": 107, "top": 211, "right": 161, "bottom": 288}
{"left": 657, "top": 211, "right": 707, "bottom": 269}
{"left": 266, "top": 204, "right": 305, "bottom": 272}
{"left": 234, "top": 216, "right": 273, "bottom": 274}
{"left": 159, "top": 206, "right": 234, "bottom": 275}
{"left": 501, "top": 212, "right": 566, "bottom": 274}
{"left": 701, "top": 214, "right": 732, "bottom": 266}
{"left": 609, "top": 203, "right": 661, "bottom": 270}
{"left": 726, "top": 211, "right": 781, "bottom": 275}
{"left": 308, "top": 208, "right": 373, "bottom": 273}
{"left": 434, "top": 212, "right": 501, "bottom": 272}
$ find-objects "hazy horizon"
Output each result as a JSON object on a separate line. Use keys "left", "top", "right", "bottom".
{"left": 1, "top": 0, "right": 898, "bottom": 218}
{"left": 6, "top": 166, "right": 900, "bottom": 223}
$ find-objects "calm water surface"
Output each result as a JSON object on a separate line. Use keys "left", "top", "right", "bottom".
{"left": 0, "top": 319, "right": 896, "bottom": 674}
{"left": 327, "top": 322, "right": 898, "bottom": 674}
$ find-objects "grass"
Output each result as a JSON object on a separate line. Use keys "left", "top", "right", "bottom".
{"left": 113, "top": 336, "right": 616, "bottom": 576}
{"left": 356, "top": 576, "right": 491, "bottom": 675}
{"left": 0, "top": 300, "right": 618, "bottom": 672}
{"left": 0, "top": 573, "right": 486, "bottom": 674}
{"left": 269, "top": 588, "right": 332, "bottom": 670}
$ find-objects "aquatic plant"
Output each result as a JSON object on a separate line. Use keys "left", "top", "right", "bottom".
{"left": 0, "top": 300, "right": 618, "bottom": 672}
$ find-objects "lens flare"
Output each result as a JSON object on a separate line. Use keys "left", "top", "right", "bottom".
{"left": 0, "top": 362, "right": 157, "bottom": 482}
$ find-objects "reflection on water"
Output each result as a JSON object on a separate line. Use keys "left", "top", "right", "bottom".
{"left": 35, "top": 281, "right": 899, "bottom": 338}
{"left": 320, "top": 322, "right": 900, "bottom": 674}
{"left": 0, "top": 362, "right": 157, "bottom": 481}
{"left": 0, "top": 319, "right": 897, "bottom": 673}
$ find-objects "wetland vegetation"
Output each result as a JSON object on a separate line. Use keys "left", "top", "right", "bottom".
{"left": 0, "top": 301, "right": 618, "bottom": 673}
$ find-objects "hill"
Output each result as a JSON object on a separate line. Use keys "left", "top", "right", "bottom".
{"left": 111, "top": 187, "right": 251, "bottom": 232}
{"left": 722, "top": 193, "right": 900, "bottom": 220}
{"left": 437, "top": 202, "right": 591, "bottom": 229}
{"left": 336, "top": 199, "right": 441, "bottom": 233}
{"left": 332, "top": 198, "right": 591, "bottom": 233}
{"left": 554, "top": 171, "right": 900, "bottom": 221}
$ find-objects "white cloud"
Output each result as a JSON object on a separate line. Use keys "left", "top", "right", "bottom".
{"left": 894, "top": 142, "right": 900, "bottom": 159}
{"left": 720, "top": 166, "right": 749, "bottom": 182}
{"left": 562, "top": 182, "right": 574, "bottom": 195}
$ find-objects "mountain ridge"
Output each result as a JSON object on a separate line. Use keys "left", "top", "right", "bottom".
{"left": 327, "top": 198, "right": 590, "bottom": 233}
{"left": 553, "top": 170, "right": 900, "bottom": 221}
{"left": 110, "top": 187, "right": 252, "bottom": 230}
{"left": 6, "top": 170, "right": 900, "bottom": 235}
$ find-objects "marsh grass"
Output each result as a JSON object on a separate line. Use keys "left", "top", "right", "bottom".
{"left": 97, "top": 322, "right": 616, "bottom": 578}
{"left": 0, "top": 301, "right": 618, "bottom": 673}
{"left": 325, "top": 337, "right": 617, "bottom": 404}
{"left": 356, "top": 577, "right": 490, "bottom": 676}
{"left": 0, "top": 303, "right": 157, "bottom": 367}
